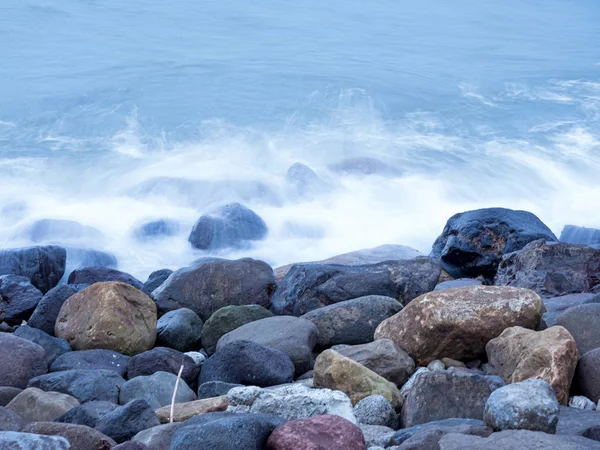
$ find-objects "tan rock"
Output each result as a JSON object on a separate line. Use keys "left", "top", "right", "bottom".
{"left": 313, "top": 349, "right": 403, "bottom": 409}
{"left": 374, "top": 285, "right": 544, "bottom": 365}
{"left": 7, "top": 388, "right": 79, "bottom": 424}
{"left": 55, "top": 281, "right": 157, "bottom": 356}
{"left": 486, "top": 326, "right": 578, "bottom": 404}
{"left": 155, "top": 396, "right": 228, "bottom": 423}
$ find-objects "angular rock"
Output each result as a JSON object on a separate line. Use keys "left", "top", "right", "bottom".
{"left": 389, "top": 418, "right": 491, "bottom": 447}
{"left": 486, "top": 326, "right": 578, "bottom": 404}
{"left": 353, "top": 395, "right": 398, "bottom": 428}
{"left": 55, "top": 282, "right": 157, "bottom": 356}
{"left": 0, "top": 245, "right": 67, "bottom": 293}
{"left": 0, "top": 275, "right": 43, "bottom": 325}
{"left": 155, "top": 308, "right": 202, "bottom": 352}
{"left": 197, "top": 381, "right": 242, "bottom": 400}
{"left": 51, "top": 350, "right": 130, "bottom": 378}
{"left": 216, "top": 316, "right": 318, "bottom": 376}
{"left": 438, "top": 429, "right": 600, "bottom": 449}
{"left": 0, "top": 388, "right": 22, "bottom": 407}
{"left": 0, "top": 406, "right": 24, "bottom": 432}
{"left": 141, "top": 269, "right": 172, "bottom": 297}
{"left": 151, "top": 258, "right": 276, "bottom": 321}
{"left": 27, "top": 284, "right": 88, "bottom": 336}
{"left": 55, "top": 401, "right": 119, "bottom": 428}
{"left": 67, "top": 267, "right": 143, "bottom": 290}
{"left": 23, "top": 422, "right": 117, "bottom": 450}
{"left": 272, "top": 258, "right": 441, "bottom": 316}
{"left": 132, "top": 423, "right": 183, "bottom": 450}
{"left": 14, "top": 326, "right": 71, "bottom": 366}
{"left": 0, "top": 431, "right": 70, "bottom": 449}
{"left": 155, "top": 396, "right": 228, "bottom": 423}
{"left": 375, "top": 286, "right": 544, "bottom": 365}
{"left": 119, "top": 372, "right": 196, "bottom": 409}
{"left": 558, "top": 304, "right": 600, "bottom": 355}
{"left": 560, "top": 225, "right": 600, "bottom": 246}
{"left": 575, "top": 348, "right": 600, "bottom": 403}
{"left": 134, "top": 220, "right": 180, "bottom": 242}
{"left": 0, "top": 333, "right": 47, "bottom": 389}
{"left": 127, "top": 347, "right": 199, "bottom": 391}
{"left": 199, "top": 340, "right": 295, "bottom": 387}
{"left": 95, "top": 399, "right": 161, "bottom": 444}
{"left": 6, "top": 388, "right": 79, "bottom": 424}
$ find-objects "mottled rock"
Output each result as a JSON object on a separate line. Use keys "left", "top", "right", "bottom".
{"left": 359, "top": 424, "right": 395, "bottom": 448}
{"left": 155, "top": 396, "right": 228, "bottom": 423}
{"left": 0, "top": 275, "right": 43, "bottom": 325}
{"left": 558, "top": 304, "right": 600, "bottom": 355}
{"left": 51, "top": 350, "right": 130, "bottom": 378}
{"left": 67, "top": 267, "right": 143, "bottom": 290}
{"left": 0, "top": 245, "right": 67, "bottom": 293}
{"left": 155, "top": 308, "right": 202, "bottom": 353}
{"left": 23, "top": 422, "right": 117, "bottom": 450}
{"left": 13, "top": 326, "right": 71, "bottom": 366}
{"left": 0, "top": 431, "right": 70, "bottom": 449}
{"left": 6, "top": 388, "right": 79, "bottom": 424}
{"left": 569, "top": 396, "right": 596, "bottom": 410}
{"left": 354, "top": 395, "right": 398, "bottom": 428}
{"left": 119, "top": 372, "right": 196, "bottom": 409}
{"left": 27, "top": 284, "right": 88, "bottom": 336}
{"left": 127, "top": 347, "right": 199, "bottom": 391}
{"left": 95, "top": 399, "right": 160, "bottom": 444}
{"left": 0, "top": 333, "right": 47, "bottom": 389}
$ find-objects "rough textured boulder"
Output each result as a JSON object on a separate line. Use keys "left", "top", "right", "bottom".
{"left": 155, "top": 396, "right": 228, "bottom": 423}
{"left": 266, "top": 414, "right": 367, "bottom": 450}
{"left": 119, "top": 371, "right": 196, "bottom": 409}
{"left": 155, "top": 308, "right": 203, "bottom": 352}
{"left": 216, "top": 316, "right": 318, "bottom": 376}
{"left": 438, "top": 429, "right": 600, "bottom": 449}
{"left": 54, "top": 401, "right": 119, "bottom": 428}
{"left": 67, "top": 266, "right": 143, "bottom": 290}
{"left": 27, "top": 284, "right": 88, "bottom": 336}
{"left": 375, "top": 286, "right": 544, "bottom": 365}
{"left": 430, "top": 208, "right": 557, "bottom": 279}
{"left": 0, "top": 333, "right": 47, "bottom": 388}
{"left": 0, "top": 275, "right": 43, "bottom": 325}
{"left": 389, "top": 418, "right": 491, "bottom": 447}
{"left": 23, "top": 422, "right": 117, "bottom": 450}
{"left": 133, "top": 219, "right": 180, "bottom": 242}
{"left": 359, "top": 424, "right": 394, "bottom": 447}
{"left": 6, "top": 388, "right": 79, "bottom": 424}
{"left": 301, "top": 296, "right": 402, "bottom": 347}
{"left": 575, "top": 348, "right": 600, "bottom": 403}
{"left": 55, "top": 282, "right": 157, "bottom": 356}
{"left": 484, "top": 379, "right": 559, "bottom": 433}
{"left": 560, "top": 225, "right": 600, "bottom": 246}
{"left": 0, "top": 407, "right": 24, "bottom": 432}
{"left": 141, "top": 269, "right": 172, "bottom": 296}
{"left": 201, "top": 304, "right": 273, "bottom": 355}
{"left": 313, "top": 350, "right": 403, "bottom": 408}
{"left": 199, "top": 340, "right": 295, "bottom": 387}
{"left": 151, "top": 258, "right": 276, "bottom": 320}
{"left": 0, "top": 245, "right": 66, "bottom": 293}
{"left": 127, "top": 347, "right": 199, "bottom": 391}
{"left": 188, "top": 203, "right": 268, "bottom": 250}
{"left": 557, "top": 304, "right": 600, "bottom": 355}
{"left": 95, "top": 399, "right": 160, "bottom": 444}
{"left": 13, "top": 326, "right": 71, "bottom": 366}
{"left": 353, "top": 395, "right": 398, "bottom": 428}
{"left": 272, "top": 258, "right": 441, "bottom": 315}
{"left": 331, "top": 339, "right": 415, "bottom": 386}
{"left": 401, "top": 370, "right": 504, "bottom": 428}
{"left": 51, "top": 350, "right": 130, "bottom": 377}
{"left": 496, "top": 240, "right": 600, "bottom": 297}
{"left": 0, "top": 431, "right": 70, "bottom": 449}
{"left": 485, "top": 326, "right": 578, "bottom": 404}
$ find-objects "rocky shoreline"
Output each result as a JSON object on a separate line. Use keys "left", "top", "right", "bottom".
{"left": 2, "top": 207, "right": 600, "bottom": 449}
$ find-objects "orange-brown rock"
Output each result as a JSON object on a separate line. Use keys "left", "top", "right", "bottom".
{"left": 155, "top": 396, "right": 228, "bottom": 423}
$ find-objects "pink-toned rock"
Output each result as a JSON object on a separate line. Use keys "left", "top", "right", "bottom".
{"left": 266, "top": 415, "right": 367, "bottom": 450}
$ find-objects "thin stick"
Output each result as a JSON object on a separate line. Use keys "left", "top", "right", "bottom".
{"left": 170, "top": 365, "right": 184, "bottom": 424}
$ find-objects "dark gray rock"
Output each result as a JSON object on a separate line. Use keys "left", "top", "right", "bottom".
{"left": 67, "top": 267, "right": 144, "bottom": 290}
{"left": 328, "top": 156, "right": 402, "bottom": 177}
{"left": 142, "top": 269, "right": 173, "bottom": 297}
{"left": 541, "top": 293, "right": 596, "bottom": 328}
{"left": 271, "top": 258, "right": 441, "bottom": 316}
{"left": 22, "top": 219, "right": 104, "bottom": 244}
{"left": 27, "top": 284, "right": 88, "bottom": 336}
{"left": 119, "top": 372, "right": 196, "bottom": 409}
{"left": 14, "top": 326, "right": 71, "bottom": 366}
{"left": 0, "top": 333, "right": 47, "bottom": 389}
{"left": 156, "top": 308, "right": 203, "bottom": 353}
{"left": 0, "top": 245, "right": 67, "bottom": 293}
{"left": 132, "top": 422, "right": 184, "bottom": 449}
{"left": 575, "top": 348, "right": 600, "bottom": 403}
{"left": 197, "top": 381, "right": 242, "bottom": 400}
{"left": 151, "top": 257, "right": 276, "bottom": 321}
{"left": 55, "top": 401, "right": 119, "bottom": 428}
{"left": 438, "top": 429, "right": 600, "bottom": 449}
{"left": 354, "top": 395, "right": 398, "bottom": 428}
{"left": 133, "top": 220, "right": 180, "bottom": 242}
{"left": 216, "top": 316, "right": 318, "bottom": 376}
{"left": 558, "top": 304, "right": 600, "bottom": 355}
{"left": 0, "top": 275, "right": 43, "bottom": 325}
{"left": 0, "top": 431, "right": 70, "bottom": 449}
{"left": 0, "top": 388, "right": 22, "bottom": 407}
{"left": 127, "top": 347, "right": 200, "bottom": 391}
{"left": 28, "top": 369, "right": 125, "bottom": 404}
{"left": 188, "top": 203, "right": 268, "bottom": 250}
{"left": 113, "top": 442, "right": 149, "bottom": 450}
{"left": 50, "top": 350, "right": 130, "bottom": 378}
{"left": 435, "top": 279, "right": 483, "bottom": 290}
{"left": 560, "top": 225, "right": 600, "bottom": 247}
{"left": 396, "top": 424, "right": 492, "bottom": 449}
{"left": 556, "top": 405, "right": 600, "bottom": 436}
{"left": 199, "top": 340, "right": 295, "bottom": 387}
{"left": 95, "top": 399, "right": 161, "bottom": 444}
{"left": 0, "top": 406, "right": 24, "bottom": 431}
{"left": 389, "top": 418, "right": 490, "bottom": 446}
{"left": 23, "top": 421, "right": 117, "bottom": 450}
{"left": 301, "top": 295, "right": 402, "bottom": 347}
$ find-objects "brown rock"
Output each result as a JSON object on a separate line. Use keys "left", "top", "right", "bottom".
{"left": 7, "top": 388, "right": 79, "bottom": 424}
{"left": 266, "top": 414, "right": 367, "bottom": 450}
{"left": 23, "top": 421, "right": 117, "bottom": 450}
{"left": 154, "top": 396, "right": 228, "bottom": 423}
{"left": 442, "top": 358, "right": 467, "bottom": 369}
{"left": 55, "top": 282, "right": 157, "bottom": 356}
{"left": 486, "top": 326, "right": 578, "bottom": 404}
{"left": 374, "top": 286, "right": 544, "bottom": 365}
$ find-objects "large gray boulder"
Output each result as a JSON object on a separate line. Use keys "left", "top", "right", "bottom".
{"left": 50, "top": 349, "right": 130, "bottom": 378}
{"left": 156, "top": 308, "right": 203, "bottom": 352}
{"left": 27, "top": 284, "right": 88, "bottom": 336}
{"left": 557, "top": 304, "right": 600, "bottom": 355}
{"left": 119, "top": 371, "right": 196, "bottom": 409}
{"left": 0, "top": 245, "right": 66, "bottom": 293}
{"left": 0, "top": 333, "right": 47, "bottom": 389}
{"left": 438, "top": 429, "right": 600, "bottom": 449}
{"left": 13, "top": 326, "right": 71, "bottom": 366}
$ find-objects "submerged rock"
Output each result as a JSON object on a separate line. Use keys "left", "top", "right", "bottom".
{"left": 328, "top": 156, "right": 402, "bottom": 177}
{"left": 133, "top": 219, "right": 180, "bottom": 242}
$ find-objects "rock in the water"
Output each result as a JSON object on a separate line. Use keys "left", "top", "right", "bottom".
{"left": 266, "top": 414, "right": 367, "bottom": 450}
{"left": 331, "top": 339, "right": 415, "bottom": 386}
{"left": 23, "top": 421, "right": 117, "bottom": 450}
{"left": 22, "top": 219, "right": 104, "bottom": 244}
{"left": 28, "top": 369, "right": 125, "bottom": 404}
{"left": 438, "top": 429, "right": 600, "bottom": 449}
{"left": 0, "top": 275, "right": 43, "bottom": 325}
{"left": 151, "top": 257, "right": 276, "bottom": 321}
{"left": 197, "top": 381, "right": 242, "bottom": 400}
{"left": 95, "top": 399, "right": 161, "bottom": 444}
{"left": 155, "top": 396, "right": 228, "bottom": 423}
{"left": 557, "top": 304, "right": 600, "bottom": 355}
{"left": 0, "top": 333, "right": 47, "bottom": 388}
{"left": 485, "top": 326, "right": 578, "bottom": 404}
{"left": 6, "top": 388, "right": 79, "bottom": 424}
{"left": 199, "top": 340, "right": 295, "bottom": 387}
{"left": 0, "top": 245, "right": 67, "bottom": 293}
{"left": 272, "top": 258, "right": 441, "bottom": 316}
{"left": 575, "top": 348, "right": 600, "bottom": 403}
{"left": 133, "top": 219, "right": 180, "bottom": 242}
{"left": 313, "top": 349, "right": 404, "bottom": 409}
{"left": 127, "top": 347, "right": 199, "bottom": 391}
{"left": 188, "top": 203, "right": 268, "bottom": 250}
{"left": 388, "top": 418, "right": 491, "bottom": 447}
{"left": 560, "top": 225, "right": 600, "bottom": 246}
{"left": 55, "top": 282, "right": 157, "bottom": 356}
{"left": 13, "top": 326, "right": 71, "bottom": 366}
{"left": 435, "top": 278, "right": 483, "bottom": 290}
{"left": 155, "top": 308, "right": 203, "bottom": 353}
{"left": 430, "top": 208, "right": 557, "bottom": 279}
{"left": 0, "top": 431, "right": 70, "bottom": 449}
{"left": 201, "top": 304, "right": 273, "bottom": 355}
{"left": 0, "top": 406, "right": 24, "bottom": 432}
{"left": 119, "top": 371, "right": 196, "bottom": 409}
{"left": 51, "top": 349, "right": 130, "bottom": 378}
{"left": 54, "top": 401, "right": 119, "bottom": 428}
{"left": 400, "top": 369, "right": 503, "bottom": 428}
{"left": 141, "top": 269, "right": 173, "bottom": 297}
{"left": 375, "top": 286, "right": 544, "bottom": 366}
{"left": 285, "top": 162, "right": 330, "bottom": 199}
{"left": 328, "top": 156, "right": 401, "bottom": 177}
{"left": 132, "top": 423, "right": 183, "bottom": 449}
{"left": 484, "top": 379, "right": 560, "bottom": 433}
{"left": 67, "top": 267, "right": 144, "bottom": 290}
{"left": 27, "top": 284, "right": 88, "bottom": 336}
{"left": 353, "top": 395, "right": 398, "bottom": 428}
{"left": 301, "top": 296, "right": 402, "bottom": 348}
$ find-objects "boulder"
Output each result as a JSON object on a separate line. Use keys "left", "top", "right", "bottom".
{"left": 313, "top": 349, "right": 404, "bottom": 408}
{"left": 485, "top": 326, "right": 578, "bottom": 404}
{"left": 0, "top": 275, "right": 43, "bottom": 325}
{"left": 430, "top": 208, "right": 557, "bottom": 279}
{"left": 0, "top": 245, "right": 66, "bottom": 293}
{"left": 119, "top": 372, "right": 196, "bottom": 409}
{"left": 67, "top": 267, "right": 144, "bottom": 290}
{"left": 272, "top": 258, "right": 441, "bottom": 316}
{"left": 151, "top": 258, "right": 276, "bottom": 321}
{"left": 575, "top": 348, "right": 600, "bottom": 403}
{"left": 541, "top": 293, "right": 595, "bottom": 328}
{"left": 155, "top": 396, "right": 228, "bottom": 423}
{"left": 285, "top": 162, "right": 330, "bottom": 199}
{"left": 375, "top": 286, "right": 544, "bottom": 365}
{"left": 359, "top": 424, "right": 395, "bottom": 448}
{"left": 0, "top": 388, "right": 22, "bottom": 407}
{"left": 438, "top": 429, "right": 600, "bottom": 449}
{"left": 199, "top": 340, "right": 295, "bottom": 387}
{"left": 197, "top": 381, "right": 242, "bottom": 400}
{"left": 560, "top": 225, "right": 600, "bottom": 246}
{"left": 328, "top": 156, "right": 401, "bottom": 177}
{"left": 0, "top": 431, "right": 70, "bottom": 449}
{"left": 216, "top": 316, "right": 318, "bottom": 376}
{"left": 51, "top": 350, "right": 130, "bottom": 378}
{"left": 133, "top": 220, "right": 180, "bottom": 242}
{"left": 301, "top": 296, "right": 402, "bottom": 348}
{"left": 127, "top": 347, "right": 199, "bottom": 391}
{"left": 28, "top": 369, "right": 125, "bottom": 404}
{"left": 55, "top": 282, "right": 157, "bottom": 356}
{"left": 266, "top": 414, "right": 367, "bottom": 450}
{"left": 557, "top": 304, "right": 600, "bottom": 355}
{"left": 6, "top": 388, "right": 79, "bottom": 424}
{"left": 389, "top": 418, "right": 491, "bottom": 447}
{"left": 400, "top": 370, "right": 504, "bottom": 428}
{"left": 27, "top": 284, "right": 88, "bottom": 336}
{"left": 155, "top": 308, "right": 202, "bottom": 353}
{"left": 353, "top": 395, "right": 398, "bottom": 428}
{"left": 484, "top": 379, "right": 560, "bottom": 433}
{"left": 0, "top": 333, "right": 47, "bottom": 388}
{"left": 132, "top": 423, "right": 183, "bottom": 449}
{"left": 141, "top": 269, "right": 172, "bottom": 297}
{"left": 95, "top": 399, "right": 161, "bottom": 444}
{"left": 201, "top": 304, "right": 273, "bottom": 355}
{"left": 435, "top": 279, "right": 483, "bottom": 290}
{"left": 22, "top": 422, "right": 117, "bottom": 450}
{"left": 0, "top": 406, "right": 24, "bottom": 432}
{"left": 54, "top": 401, "right": 119, "bottom": 428}
{"left": 13, "top": 326, "right": 71, "bottom": 366}
{"left": 331, "top": 339, "right": 415, "bottom": 386}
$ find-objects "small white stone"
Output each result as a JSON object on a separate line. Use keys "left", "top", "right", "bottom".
{"left": 569, "top": 396, "right": 596, "bottom": 410}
